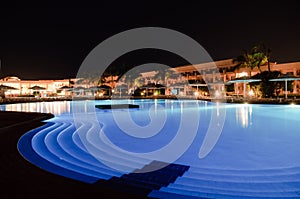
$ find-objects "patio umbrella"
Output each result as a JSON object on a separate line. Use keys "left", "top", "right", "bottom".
{"left": 269, "top": 74, "right": 300, "bottom": 99}
{"left": 139, "top": 83, "right": 166, "bottom": 96}
{"left": 189, "top": 83, "right": 207, "bottom": 88}
{"left": 98, "top": 85, "right": 112, "bottom": 89}
{"left": 188, "top": 83, "right": 207, "bottom": 96}
{"left": 0, "top": 84, "right": 18, "bottom": 97}
{"left": 29, "top": 85, "right": 46, "bottom": 90}
{"left": 168, "top": 83, "right": 186, "bottom": 95}
{"left": 141, "top": 83, "right": 165, "bottom": 89}
{"left": 0, "top": 84, "right": 18, "bottom": 90}
{"left": 227, "top": 76, "right": 261, "bottom": 97}
{"left": 147, "top": 83, "right": 165, "bottom": 89}
{"left": 58, "top": 85, "right": 73, "bottom": 96}
{"left": 115, "top": 84, "right": 128, "bottom": 96}
{"left": 94, "top": 85, "right": 112, "bottom": 92}
{"left": 73, "top": 86, "right": 85, "bottom": 90}
{"left": 59, "top": 85, "right": 73, "bottom": 91}
{"left": 87, "top": 85, "right": 112, "bottom": 96}
{"left": 115, "top": 84, "right": 128, "bottom": 89}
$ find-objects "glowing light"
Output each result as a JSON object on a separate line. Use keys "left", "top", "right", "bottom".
{"left": 237, "top": 72, "right": 248, "bottom": 78}
{"left": 248, "top": 90, "right": 254, "bottom": 96}
{"left": 194, "top": 91, "right": 199, "bottom": 96}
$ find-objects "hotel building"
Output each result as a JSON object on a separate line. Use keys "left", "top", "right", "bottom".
{"left": 1, "top": 59, "right": 300, "bottom": 98}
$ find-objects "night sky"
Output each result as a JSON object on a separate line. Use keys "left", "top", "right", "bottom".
{"left": 0, "top": 1, "right": 300, "bottom": 80}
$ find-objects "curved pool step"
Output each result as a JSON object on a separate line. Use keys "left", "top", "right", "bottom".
{"left": 148, "top": 164, "right": 300, "bottom": 199}
{"left": 94, "top": 160, "right": 190, "bottom": 198}
{"left": 32, "top": 121, "right": 148, "bottom": 178}
{"left": 71, "top": 122, "right": 91, "bottom": 153}
{"left": 70, "top": 120, "right": 151, "bottom": 168}
{"left": 181, "top": 169, "right": 300, "bottom": 183}
{"left": 69, "top": 121, "right": 137, "bottom": 172}
{"left": 149, "top": 188, "right": 300, "bottom": 199}
{"left": 68, "top": 121, "right": 150, "bottom": 172}
{"left": 44, "top": 121, "right": 124, "bottom": 178}
{"left": 150, "top": 185, "right": 300, "bottom": 199}
{"left": 19, "top": 119, "right": 160, "bottom": 183}
{"left": 170, "top": 181, "right": 300, "bottom": 195}
{"left": 19, "top": 121, "right": 300, "bottom": 198}
{"left": 56, "top": 122, "right": 124, "bottom": 177}
{"left": 167, "top": 179, "right": 300, "bottom": 197}
{"left": 85, "top": 122, "right": 153, "bottom": 164}
{"left": 31, "top": 122, "right": 113, "bottom": 181}
{"left": 17, "top": 122, "right": 100, "bottom": 183}
{"left": 188, "top": 165, "right": 300, "bottom": 177}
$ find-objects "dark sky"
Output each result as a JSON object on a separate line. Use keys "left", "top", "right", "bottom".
{"left": 1, "top": 1, "right": 300, "bottom": 79}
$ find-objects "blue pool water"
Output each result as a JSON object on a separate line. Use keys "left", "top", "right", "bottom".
{"left": 3, "top": 99, "right": 300, "bottom": 198}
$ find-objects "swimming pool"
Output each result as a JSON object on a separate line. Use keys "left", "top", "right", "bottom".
{"left": 4, "top": 99, "right": 300, "bottom": 198}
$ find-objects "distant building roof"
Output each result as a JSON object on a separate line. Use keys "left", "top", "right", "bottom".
{"left": 1, "top": 76, "right": 21, "bottom": 81}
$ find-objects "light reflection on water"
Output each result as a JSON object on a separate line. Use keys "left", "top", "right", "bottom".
{"left": 0, "top": 100, "right": 298, "bottom": 131}
{"left": 8, "top": 99, "right": 300, "bottom": 173}
{"left": 0, "top": 101, "right": 72, "bottom": 115}
{"left": 235, "top": 104, "right": 253, "bottom": 128}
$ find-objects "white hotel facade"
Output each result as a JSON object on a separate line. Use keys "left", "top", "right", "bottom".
{"left": 0, "top": 76, "right": 74, "bottom": 98}
{"left": 1, "top": 58, "right": 300, "bottom": 98}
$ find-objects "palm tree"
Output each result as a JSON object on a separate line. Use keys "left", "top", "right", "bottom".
{"left": 153, "top": 68, "right": 167, "bottom": 85}
{"left": 235, "top": 43, "right": 278, "bottom": 98}
{"left": 165, "top": 69, "right": 177, "bottom": 85}
{"left": 99, "top": 65, "right": 120, "bottom": 88}
{"left": 233, "top": 43, "right": 271, "bottom": 76}
{"left": 124, "top": 74, "right": 135, "bottom": 94}
{"left": 251, "top": 43, "right": 272, "bottom": 72}
{"left": 233, "top": 49, "right": 257, "bottom": 76}
{"left": 134, "top": 75, "right": 144, "bottom": 88}
{"left": 251, "top": 46, "right": 268, "bottom": 72}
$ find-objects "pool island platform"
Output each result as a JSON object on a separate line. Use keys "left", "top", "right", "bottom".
{"left": 95, "top": 104, "right": 139, "bottom": 109}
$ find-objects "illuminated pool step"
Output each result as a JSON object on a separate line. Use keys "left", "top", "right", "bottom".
{"left": 181, "top": 169, "right": 300, "bottom": 183}
{"left": 94, "top": 161, "right": 190, "bottom": 197}
{"left": 31, "top": 122, "right": 112, "bottom": 181}
{"left": 18, "top": 123, "right": 99, "bottom": 183}
{"left": 19, "top": 121, "right": 300, "bottom": 198}
{"left": 44, "top": 122, "right": 125, "bottom": 178}
{"left": 34, "top": 122, "right": 142, "bottom": 175}
{"left": 167, "top": 178, "right": 300, "bottom": 195}
{"left": 19, "top": 120, "right": 191, "bottom": 196}
{"left": 188, "top": 166, "right": 300, "bottom": 177}
{"left": 25, "top": 122, "right": 119, "bottom": 182}
{"left": 149, "top": 167, "right": 300, "bottom": 198}
{"left": 22, "top": 121, "right": 157, "bottom": 183}
{"left": 150, "top": 184, "right": 300, "bottom": 199}
{"left": 56, "top": 123, "right": 124, "bottom": 177}
{"left": 84, "top": 122, "right": 153, "bottom": 167}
